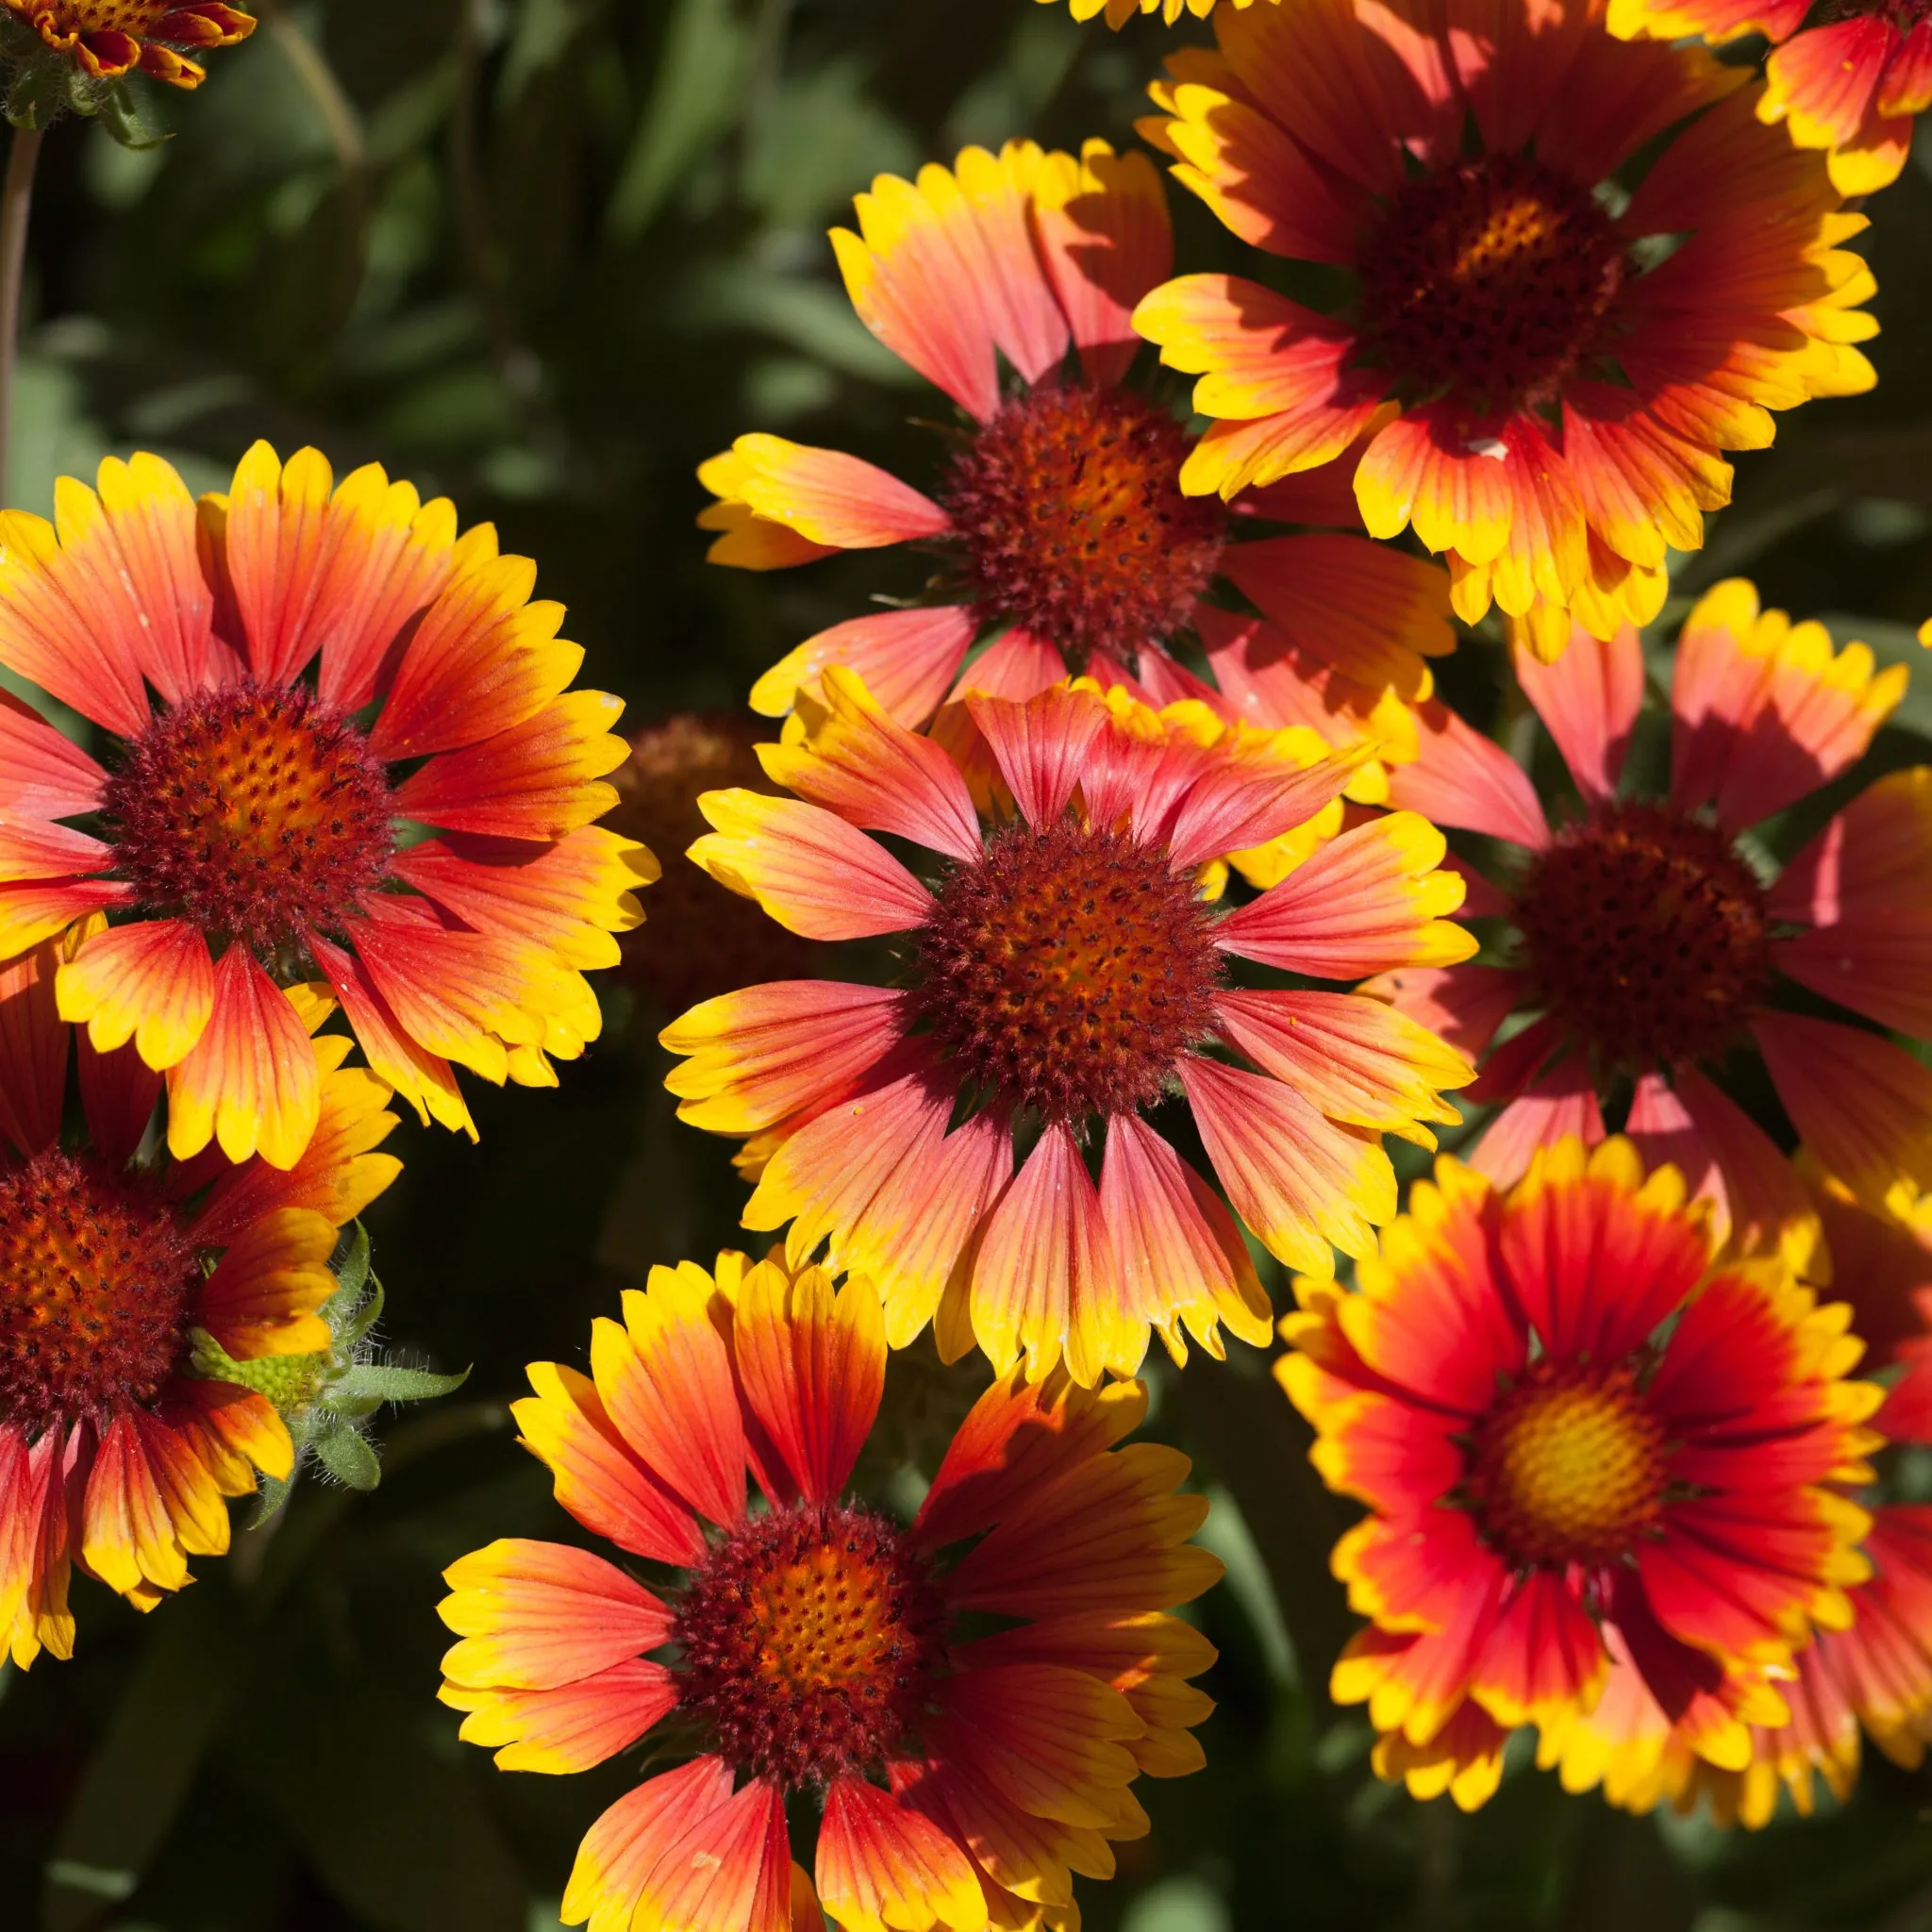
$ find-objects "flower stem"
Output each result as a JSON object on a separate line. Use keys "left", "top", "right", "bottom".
{"left": 0, "top": 121, "right": 44, "bottom": 508}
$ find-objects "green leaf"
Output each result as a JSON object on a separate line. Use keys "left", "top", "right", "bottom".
{"left": 332, "top": 1362, "right": 473, "bottom": 1407}
{"left": 312, "top": 1423, "right": 382, "bottom": 1491}
{"left": 605, "top": 0, "right": 751, "bottom": 242}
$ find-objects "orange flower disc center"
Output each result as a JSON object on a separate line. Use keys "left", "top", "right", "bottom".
{"left": 1358, "top": 154, "right": 1627, "bottom": 408}
{"left": 104, "top": 685, "right": 395, "bottom": 954}
{"left": 672, "top": 1503, "right": 947, "bottom": 1788}
{"left": 941, "top": 386, "right": 1225, "bottom": 667}
{"left": 1514, "top": 801, "right": 1772, "bottom": 1068}
{"left": 54, "top": 0, "right": 171, "bottom": 29}
{"left": 914, "top": 819, "right": 1223, "bottom": 1123}
{"left": 0, "top": 1150, "right": 196, "bottom": 1436}
{"left": 1466, "top": 1361, "right": 1666, "bottom": 1568}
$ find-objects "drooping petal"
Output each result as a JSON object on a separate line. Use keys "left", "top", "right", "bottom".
{"left": 164, "top": 946, "right": 323, "bottom": 1170}
{"left": 55, "top": 918, "right": 215, "bottom": 1071}
{"left": 970, "top": 1119, "right": 1130, "bottom": 1387}
{"left": 1179, "top": 1055, "right": 1396, "bottom": 1274}
{"left": 1217, "top": 534, "right": 1453, "bottom": 702}
{"left": 306, "top": 927, "right": 477, "bottom": 1139}
{"left": 1097, "top": 1112, "right": 1273, "bottom": 1360}
{"left": 561, "top": 1760, "right": 738, "bottom": 1932}
{"left": 1469, "top": 1058, "right": 1607, "bottom": 1191}
{"left": 816, "top": 1774, "right": 989, "bottom": 1932}
{"left": 632, "top": 1774, "right": 792, "bottom": 1932}
{"left": 1772, "top": 769, "right": 1932, "bottom": 1037}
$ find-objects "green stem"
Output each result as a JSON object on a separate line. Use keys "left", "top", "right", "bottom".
{"left": 0, "top": 120, "right": 44, "bottom": 508}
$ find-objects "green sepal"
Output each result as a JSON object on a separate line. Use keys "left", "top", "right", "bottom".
{"left": 91, "top": 80, "right": 169, "bottom": 150}
{"left": 310, "top": 1421, "right": 382, "bottom": 1491}
{"left": 329, "top": 1363, "right": 471, "bottom": 1414}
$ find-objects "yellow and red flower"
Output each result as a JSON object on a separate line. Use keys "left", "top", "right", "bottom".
{"left": 661, "top": 673, "right": 1475, "bottom": 1385}
{"left": 0, "top": 444, "right": 653, "bottom": 1169}
{"left": 1367, "top": 581, "right": 1930, "bottom": 1259}
{"left": 1132, "top": 0, "right": 1877, "bottom": 656}
{"left": 1049, "top": 0, "right": 1274, "bottom": 24}
{"left": 5, "top": 0, "right": 253, "bottom": 87}
{"left": 1279, "top": 1136, "right": 1882, "bottom": 1809}
{"left": 438, "top": 1251, "right": 1219, "bottom": 1932}
{"left": 1542, "top": 1506, "right": 1932, "bottom": 1824}
{"left": 699, "top": 138, "right": 1452, "bottom": 747}
{"left": 1608, "top": 0, "right": 1932, "bottom": 194}
{"left": 0, "top": 926, "right": 399, "bottom": 1664}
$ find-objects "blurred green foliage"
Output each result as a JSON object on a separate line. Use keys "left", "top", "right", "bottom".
{"left": 6, "top": 2, "right": 1932, "bottom": 1927}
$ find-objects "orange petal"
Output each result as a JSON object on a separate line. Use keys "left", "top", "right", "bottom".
{"left": 729, "top": 1258, "right": 885, "bottom": 1506}
{"left": 440, "top": 1537, "right": 672, "bottom": 1690}
{"left": 56, "top": 917, "right": 214, "bottom": 1070}
{"left": 197, "top": 1206, "right": 338, "bottom": 1358}
{"left": 165, "top": 946, "right": 324, "bottom": 1169}
{"left": 816, "top": 1774, "right": 988, "bottom": 1932}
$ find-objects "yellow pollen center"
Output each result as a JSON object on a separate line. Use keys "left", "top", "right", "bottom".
{"left": 745, "top": 1542, "right": 904, "bottom": 1697}
{"left": 1467, "top": 1366, "right": 1666, "bottom": 1568}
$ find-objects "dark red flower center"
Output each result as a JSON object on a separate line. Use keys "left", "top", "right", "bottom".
{"left": 1514, "top": 801, "right": 1772, "bottom": 1069}
{"left": 912, "top": 819, "right": 1224, "bottom": 1123}
{"left": 1466, "top": 1359, "right": 1667, "bottom": 1569}
{"left": 610, "top": 713, "right": 815, "bottom": 1014}
{"left": 1358, "top": 153, "right": 1628, "bottom": 408}
{"left": 103, "top": 684, "right": 395, "bottom": 955}
{"left": 0, "top": 1150, "right": 197, "bottom": 1437}
{"left": 670, "top": 1502, "right": 948, "bottom": 1789}
{"left": 941, "top": 386, "right": 1225, "bottom": 669}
